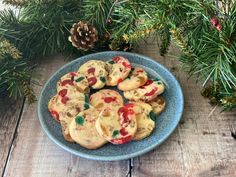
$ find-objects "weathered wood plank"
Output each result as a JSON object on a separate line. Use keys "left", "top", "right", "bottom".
{"left": 0, "top": 2, "right": 24, "bottom": 175}
{"left": 132, "top": 41, "right": 236, "bottom": 177}
{"left": 0, "top": 99, "right": 24, "bottom": 176}
{"left": 3, "top": 55, "right": 129, "bottom": 177}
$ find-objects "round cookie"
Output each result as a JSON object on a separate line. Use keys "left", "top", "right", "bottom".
{"left": 90, "top": 89, "right": 124, "bottom": 110}
{"left": 69, "top": 108, "right": 107, "bottom": 149}
{"left": 48, "top": 89, "right": 90, "bottom": 142}
{"left": 48, "top": 90, "right": 88, "bottom": 122}
{"left": 118, "top": 67, "right": 148, "bottom": 91}
{"left": 106, "top": 56, "right": 132, "bottom": 86}
{"left": 78, "top": 60, "right": 108, "bottom": 89}
{"left": 148, "top": 96, "right": 166, "bottom": 115}
{"left": 123, "top": 79, "right": 165, "bottom": 102}
{"left": 95, "top": 103, "right": 137, "bottom": 144}
{"left": 131, "top": 101, "right": 155, "bottom": 140}
{"left": 57, "top": 72, "right": 89, "bottom": 93}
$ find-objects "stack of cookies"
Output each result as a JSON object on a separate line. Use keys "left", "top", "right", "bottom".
{"left": 48, "top": 56, "right": 166, "bottom": 149}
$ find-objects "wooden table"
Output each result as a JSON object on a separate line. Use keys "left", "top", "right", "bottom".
{"left": 0, "top": 41, "right": 236, "bottom": 177}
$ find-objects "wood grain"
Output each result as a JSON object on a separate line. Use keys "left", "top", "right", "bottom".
{"left": 0, "top": 99, "right": 24, "bottom": 176}
{"left": 0, "top": 2, "right": 22, "bottom": 175}
{"left": 1, "top": 40, "right": 236, "bottom": 177}
{"left": 3, "top": 55, "right": 129, "bottom": 177}
{"left": 132, "top": 40, "right": 236, "bottom": 177}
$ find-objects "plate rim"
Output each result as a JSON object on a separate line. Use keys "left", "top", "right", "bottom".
{"left": 37, "top": 51, "right": 184, "bottom": 161}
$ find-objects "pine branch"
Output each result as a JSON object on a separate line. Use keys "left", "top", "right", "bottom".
{"left": 3, "top": 0, "right": 27, "bottom": 6}
{"left": 82, "top": 0, "right": 113, "bottom": 34}
{"left": 0, "top": 1, "right": 83, "bottom": 59}
{"left": 0, "top": 41, "right": 35, "bottom": 101}
{"left": 202, "top": 84, "right": 236, "bottom": 111}
{"left": 159, "top": 26, "right": 171, "bottom": 56}
{"left": 21, "top": 80, "right": 36, "bottom": 103}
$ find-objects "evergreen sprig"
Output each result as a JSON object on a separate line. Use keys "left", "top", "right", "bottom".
{"left": 0, "top": 0, "right": 235, "bottom": 110}
{"left": 0, "top": 1, "right": 83, "bottom": 59}
{"left": 3, "top": 0, "right": 27, "bottom": 6}
{"left": 82, "top": 0, "right": 113, "bottom": 34}
{"left": 0, "top": 39, "right": 35, "bottom": 102}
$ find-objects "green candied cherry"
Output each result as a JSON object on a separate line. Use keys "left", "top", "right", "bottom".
{"left": 112, "top": 130, "right": 119, "bottom": 137}
{"left": 100, "top": 76, "right": 106, "bottom": 83}
{"left": 75, "top": 76, "right": 85, "bottom": 82}
{"left": 149, "top": 111, "right": 156, "bottom": 121}
{"left": 75, "top": 116, "right": 84, "bottom": 125}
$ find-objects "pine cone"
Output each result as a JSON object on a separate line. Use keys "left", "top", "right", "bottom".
{"left": 68, "top": 21, "right": 98, "bottom": 51}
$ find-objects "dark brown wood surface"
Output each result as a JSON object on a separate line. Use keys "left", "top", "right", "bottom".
{"left": 0, "top": 41, "right": 235, "bottom": 177}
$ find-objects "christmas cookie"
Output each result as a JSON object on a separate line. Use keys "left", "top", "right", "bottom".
{"left": 69, "top": 108, "right": 107, "bottom": 149}
{"left": 90, "top": 89, "right": 124, "bottom": 110}
{"left": 60, "top": 117, "right": 75, "bottom": 142}
{"left": 95, "top": 103, "right": 137, "bottom": 144}
{"left": 118, "top": 67, "right": 148, "bottom": 91}
{"left": 148, "top": 96, "right": 166, "bottom": 115}
{"left": 131, "top": 101, "right": 155, "bottom": 140}
{"left": 57, "top": 72, "right": 89, "bottom": 93}
{"left": 48, "top": 90, "right": 87, "bottom": 122}
{"left": 48, "top": 90, "right": 90, "bottom": 142}
{"left": 106, "top": 56, "right": 132, "bottom": 86}
{"left": 78, "top": 60, "right": 108, "bottom": 89}
{"left": 123, "top": 79, "right": 165, "bottom": 102}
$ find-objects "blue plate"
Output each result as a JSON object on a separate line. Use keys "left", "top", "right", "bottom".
{"left": 37, "top": 51, "right": 184, "bottom": 161}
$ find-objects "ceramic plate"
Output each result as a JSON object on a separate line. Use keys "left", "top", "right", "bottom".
{"left": 37, "top": 51, "right": 184, "bottom": 161}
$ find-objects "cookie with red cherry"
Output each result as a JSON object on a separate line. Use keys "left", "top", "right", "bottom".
{"left": 78, "top": 60, "right": 108, "bottom": 89}
{"left": 123, "top": 78, "right": 165, "bottom": 102}
{"left": 90, "top": 89, "right": 124, "bottom": 110}
{"left": 57, "top": 72, "right": 89, "bottom": 93}
{"left": 48, "top": 88, "right": 90, "bottom": 142}
{"left": 69, "top": 108, "right": 107, "bottom": 149}
{"left": 106, "top": 56, "right": 132, "bottom": 86}
{"left": 118, "top": 67, "right": 148, "bottom": 91}
{"left": 95, "top": 103, "right": 137, "bottom": 144}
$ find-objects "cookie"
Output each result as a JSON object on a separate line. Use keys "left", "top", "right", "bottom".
{"left": 60, "top": 117, "right": 75, "bottom": 142}
{"left": 95, "top": 103, "right": 137, "bottom": 144}
{"left": 78, "top": 60, "right": 108, "bottom": 89}
{"left": 123, "top": 79, "right": 165, "bottom": 102}
{"left": 131, "top": 101, "right": 155, "bottom": 140}
{"left": 90, "top": 89, "right": 124, "bottom": 110}
{"left": 48, "top": 90, "right": 87, "bottom": 122}
{"left": 48, "top": 89, "right": 90, "bottom": 142}
{"left": 69, "top": 108, "right": 107, "bottom": 149}
{"left": 106, "top": 56, "right": 132, "bottom": 86}
{"left": 57, "top": 72, "right": 89, "bottom": 93}
{"left": 118, "top": 67, "right": 148, "bottom": 91}
{"left": 148, "top": 96, "right": 166, "bottom": 115}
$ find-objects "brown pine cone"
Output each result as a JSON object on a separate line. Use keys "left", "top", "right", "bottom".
{"left": 68, "top": 21, "right": 98, "bottom": 51}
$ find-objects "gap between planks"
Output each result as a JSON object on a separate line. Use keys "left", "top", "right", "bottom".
{"left": 1, "top": 98, "right": 26, "bottom": 177}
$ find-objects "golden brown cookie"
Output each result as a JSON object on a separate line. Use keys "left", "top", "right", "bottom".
{"left": 118, "top": 67, "right": 148, "bottom": 91}
{"left": 57, "top": 72, "right": 89, "bottom": 93}
{"left": 69, "top": 108, "right": 107, "bottom": 149}
{"left": 123, "top": 79, "right": 165, "bottom": 102}
{"left": 90, "top": 89, "right": 124, "bottom": 110}
{"left": 106, "top": 56, "right": 132, "bottom": 86}
{"left": 95, "top": 104, "right": 137, "bottom": 144}
{"left": 48, "top": 88, "right": 90, "bottom": 142}
{"left": 148, "top": 96, "right": 166, "bottom": 115}
{"left": 131, "top": 101, "right": 155, "bottom": 140}
{"left": 78, "top": 60, "right": 108, "bottom": 89}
